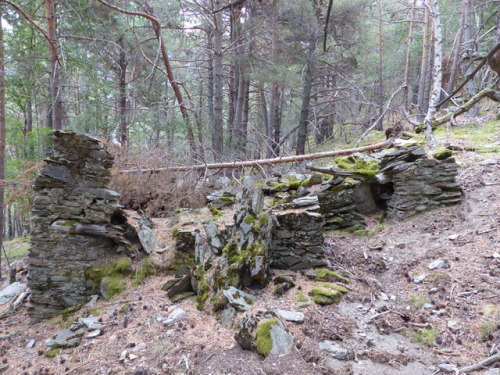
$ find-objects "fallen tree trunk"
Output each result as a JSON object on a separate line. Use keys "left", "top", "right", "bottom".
{"left": 414, "top": 88, "right": 500, "bottom": 132}
{"left": 119, "top": 141, "right": 391, "bottom": 174}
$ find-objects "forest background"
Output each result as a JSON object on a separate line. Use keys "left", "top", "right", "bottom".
{"left": 0, "top": 0, "right": 498, "bottom": 249}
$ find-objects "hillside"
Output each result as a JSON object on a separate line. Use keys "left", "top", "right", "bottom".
{"left": 0, "top": 118, "right": 499, "bottom": 375}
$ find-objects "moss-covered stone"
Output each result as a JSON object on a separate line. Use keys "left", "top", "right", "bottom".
{"left": 316, "top": 283, "right": 349, "bottom": 293}
{"left": 309, "top": 288, "right": 342, "bottom": 305}
{"left": 432, "top": 148, "right": 454, "bottom": 160}
{"left": 256, "top": 320, "right": 279, "bottom": 356}
{"left": 334, "top": 155, "right": 380, "bottom": 179}
{"left": 307, "top": 268, "right": 349, "bottom": 283}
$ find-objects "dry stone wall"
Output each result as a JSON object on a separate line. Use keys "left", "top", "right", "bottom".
{"left": 29, "top": 131, "right": 136, "bottom": 323}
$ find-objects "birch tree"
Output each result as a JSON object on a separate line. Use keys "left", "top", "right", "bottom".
{"left": 423, "top": 0, "right": 442, "bottom": 150}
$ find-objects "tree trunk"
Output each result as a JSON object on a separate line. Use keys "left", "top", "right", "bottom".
{"left": 375, "top": 0, "right": 384, "bottom": 130}
{"left": 402, "top": 0, "right": 417, "bottom": 110}
{"left": 423, "top": 0, "right": 443, "bottom": 150}
{"left": 25, "top": 99, "right": 34, "bottom": 159}
{"left": 417, "top": 0, "right": 432, "bottom": 119}
{"left": 213, "top": 0, "right": 224, "bottom": 158}
{"left": 117, "top": 37, "right": 128, "bottom": 149}
{"left": 445, "top": 3, "right": 466, "bottom": 98}
{"left": 462, "top": 0, "right": 479, "bottom": 116}
{"left": 296, "top": 1, "right": 318, "bottom": 155}
{"left": 45, "top": 0, "right": 64, "bottom": 130}
{"left": 0, "top": 11, "right": 5, "bottom": 276}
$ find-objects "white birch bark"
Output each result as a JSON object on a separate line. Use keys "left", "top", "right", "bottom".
{"left": 423, "top": 0, "right": 443, "bottom": 150}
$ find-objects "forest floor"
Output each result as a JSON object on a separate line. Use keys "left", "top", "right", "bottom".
{"left": 0, "top": 116, "right": 499, "bottom": 375}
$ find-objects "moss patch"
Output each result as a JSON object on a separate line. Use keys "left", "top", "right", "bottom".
{"left": 432, "top": 148, "right": 454, "bottom": 160}
{"left": 208, "top": 203, "right": 222, "bottom": 218}
{"left": 256, "top": 320, "right": 279, "bottom": 356}
{"left": 309, "top": 288, "right": 342, "bottom": 305}
{"left": 102, "top": 276, "right": 125, "bottom": 299}
{"left": 308, "top": 268, "right": 349, "bottom": 283}
{"left": 45, "top": 348, "right": 62, "bottom": 358}
{"left": 316, "top": 283, "right": 349, "bottom": 293}
{"left": 334, "top": 155, "right": 380, "bottom": 179}
{"left": 132, "top": 257, "right": 155, "bottom": 287}
{"left": 85, "top": 257, "right": 132, "bottom": 288}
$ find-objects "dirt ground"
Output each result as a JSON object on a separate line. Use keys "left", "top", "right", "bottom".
{"left": 0, "top": 147, "right": 498, "bottom": 375}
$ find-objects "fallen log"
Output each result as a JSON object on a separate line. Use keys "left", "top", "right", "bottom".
{"left": 119, "top": 141, "right": 391, "bottom": 174}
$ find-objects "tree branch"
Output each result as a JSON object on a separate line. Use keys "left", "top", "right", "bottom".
{"left": 436, "top": 42, "right": 500, "bottom": 108}
{"left": 1, "top": 0, "right": 59, "bottom": 61}
{"left": 213, "top": 0, "right": 248, "bottom": 13}
{"left": 458, "top": 352, "right": 500, "bottom": 374}
{"left": 355, "top": 84, "right": 405, "bottom": 147}
{"left": 119, "top": 141, "right": 391, "bottom": 174}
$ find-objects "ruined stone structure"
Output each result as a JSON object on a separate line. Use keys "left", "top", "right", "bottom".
{"left": 271, "top": 211, "right": 327, "bottom": 270}
{"left": 29, "top": 131, "right": 136, "bottom": 322}
{"left": 379, "top": 148, "right": 463, "bottom": 221}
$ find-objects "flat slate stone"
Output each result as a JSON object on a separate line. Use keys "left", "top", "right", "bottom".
{"left": 0, "top": 282, "right": 27, "bottom": 304}
{"left": 223, "top": 287, "right": 258, "bottom": 312}
{"left": 319, "top": 340, "right": 354, "bottom": 360}
{"left": 277, "top": 310, "right": 305, "bottom": 323}
{"left": 46, "top": 328, "right": 85, "bottom": 348}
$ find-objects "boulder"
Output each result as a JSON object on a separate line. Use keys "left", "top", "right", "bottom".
{"left": 235, "top": 311, "right": 294, "bottom": 356}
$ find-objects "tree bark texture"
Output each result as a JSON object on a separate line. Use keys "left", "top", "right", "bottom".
{"left": 376, "top": 0, "right": 384, "bottom": 131}
{"left": 213, "top": 0, "right": 224, "bottom": 157}
{"left": 0, "top": 11, "right": 5, "bottom": 274}
{"left": 296, "top": 2, "right": 318, "bottom": 155}
{"left": 423, "top": 0, "right": 443, "bottom": 150}
{"left": 417, "top": 0, "right": 432, "bottom": 119}
{"left": 402, "top": 0, "right": 417, "bottom": 110}
{"left": 462, "top": 0, "right": 479, "bottom": 116}
{"left": 45, "top": 0, "right": 64, "bottom": 130}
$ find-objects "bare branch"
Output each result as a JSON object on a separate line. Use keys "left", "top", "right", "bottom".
{"left": 1, "top": 0, "right": 59, "bottom": 61}
{"left": 436, "top": 42, "right": 500, "bottom": 108}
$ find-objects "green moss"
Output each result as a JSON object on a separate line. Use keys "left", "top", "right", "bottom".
{"left": 478, "top": 321, "right": 497, "bottom": 340}
{"left": 334, "top": 156, "right": 380, "bottom": 179}
{"left": 432, "top": 148, "right": 454, "bottom": 160}
{"left": 256, "top": 320, "right": 279, "bottom": 356}
{"left": 208, "top": 203, "right": 222, "bottom": 218}
{"left": 309, "top": 288, "right": 342, "bottom": 305}
{"left": 45, "top": 348, "right": 62, "bottom": 358}
{"left": 409, "top": 295, "right": 428, "bottom": 310}
{"left": 132, "top": 257, "right": 155, "bottom": 287}
{"left": 310, "top": 268, "right": 349, "bottom": 283}
{"left": 412, "top": 328, "right": 439, "bottom": 347}
{"left": 102, "top": 276, "right": 125, "bottom": 299}
{"left": 210, "top": 292, "right": 227, "bottom": 312}
{"left": 219, "top": 196, "right": 236, "bottom": 203}
{"left": 194, "top": 264, "right": 210, "bottom": 311}
{"left": 119, "top": 304, "right": 130, "bottom": 314}
{"left": 300, "top": 178, "right": 312, "bottom": 187}
{"left": 85, "top": 257, "right": 132, "bottom": 290}
{"left": 87, "top": 307, "right": 105, "bottom": 316}
{"left": 316, "top": 283, "right": 349, "bottom": 293}
{"left": 243, "top": 214, "right": 256, "bottom": 225}
{"left": 295, "top": 291, "right": 309, "bottom": 303}
{"left": 172, "top": 227, "right": 180, "bottom": 237}
{"left": 288, "top": 181, "right": 301, "bottom": 189}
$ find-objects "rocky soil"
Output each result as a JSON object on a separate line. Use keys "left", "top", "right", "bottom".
{"left": 0, "top": 149, "right": 498, "bottom": 375}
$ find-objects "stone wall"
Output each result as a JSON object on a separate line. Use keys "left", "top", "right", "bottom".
{"left": 271, "top": 211, "right": 327, "bottom": 270}
{"left": 380, "top": 147, "right": 463, "bottom": 221}
{"left": 28, "top": 131, "right": 135, "bottom": 322}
